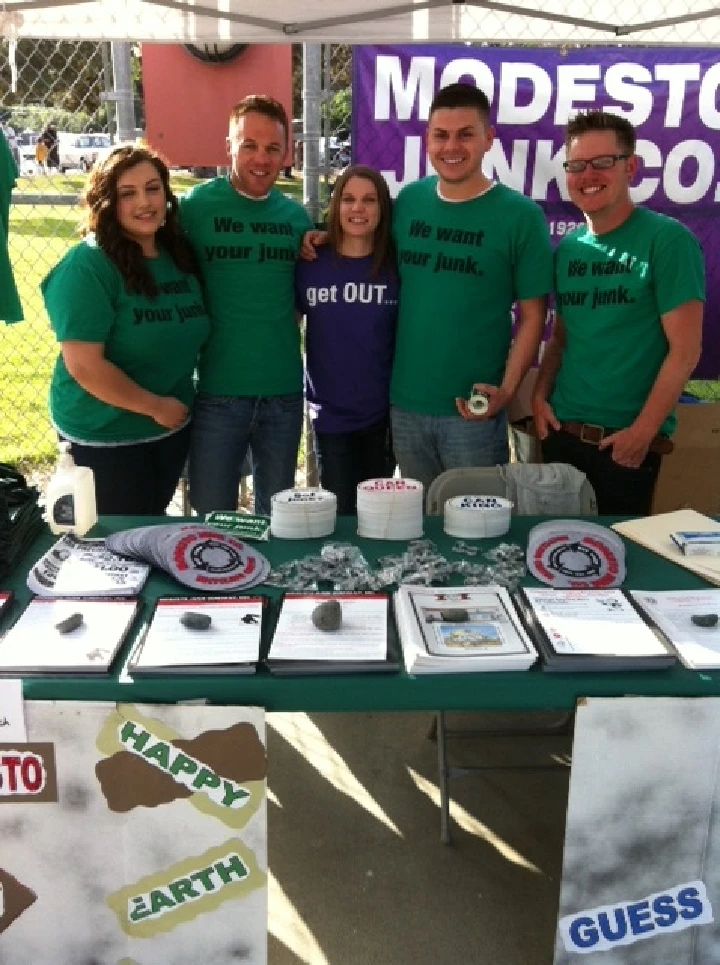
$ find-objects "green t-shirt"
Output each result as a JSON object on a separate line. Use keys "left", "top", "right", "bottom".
{"left": 390, "top": 178, "right": 552, "bottom": 416}
{"left": 550, "top": 207, "right": 705, "bottom": 437}
{"left": 0, "top": 128, "right": 23, "bottom": 323}
{"left": 179, "top": 178, "right": 313, "bottom": 396}
{"left": 43, "top": 238, "right": 210, "bottom": 443}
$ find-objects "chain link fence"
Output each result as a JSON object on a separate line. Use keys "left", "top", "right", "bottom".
{"left": 1, "top": 38, "right": 117, "bottom": 473}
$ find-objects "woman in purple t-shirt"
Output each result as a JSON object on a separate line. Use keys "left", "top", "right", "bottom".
{"left": 296, "top": 165, "right": 398, "bottom": 514}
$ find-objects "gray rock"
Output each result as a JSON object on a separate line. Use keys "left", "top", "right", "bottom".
{"left": 180, "top": 611, "right": 212, "bottom": 631}
{"left": 312, "top": 599, "right": 342, "bottom": 632}
{"left": 691, "top": 613, "right": 719, "bottom": 628}
{"left": 55, "top": 612, "right": 84, "bottom": 634}
{"left": 440, "top": 608, "right": 470, "bottom": 623}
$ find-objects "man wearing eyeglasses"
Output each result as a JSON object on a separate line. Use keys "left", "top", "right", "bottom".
{"left": 532, "top": 110, "right": 704, "bottom": 515}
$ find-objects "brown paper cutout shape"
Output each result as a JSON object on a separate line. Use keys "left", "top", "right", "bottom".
{"left": 0, "top": 867, "right": 37, "bottom": 935}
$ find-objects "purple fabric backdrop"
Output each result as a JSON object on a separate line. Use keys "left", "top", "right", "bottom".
{"left": 353, "top": 45, "right": 720, "bottom": 377}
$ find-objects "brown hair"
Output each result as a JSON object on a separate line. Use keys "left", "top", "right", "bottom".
{"left": 565, "top": 110, "right": 636, "bottom": 155}
{"left": 326, "top": 165, "right": 395, "bottom": 277}
{"left": 82, "top": 145, "right": 199, "bottom": 297}
{"left": 229, "top": 94, "right": 289, "bottom": 145}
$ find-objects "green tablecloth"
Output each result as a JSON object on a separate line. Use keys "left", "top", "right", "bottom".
{"left": 6, "top": 515, "right": 720, "bottom": 711}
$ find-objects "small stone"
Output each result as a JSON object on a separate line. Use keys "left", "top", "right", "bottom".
{"left": 55, "top": 612, "right": 84, "bottom": 634}
{"left": 440, "top": 608, "right": 470, "bottom": 623}
{"left": 180, "top": 611, "right": 212, "bottom": 631}
{"left": 691, "top": 613, "right": 719, "bottom": 628}
{"left": 312, "top": 599, "right": 342, "bottom": 632}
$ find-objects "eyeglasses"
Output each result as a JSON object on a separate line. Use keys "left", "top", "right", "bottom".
{"left": 563, "top": 154, "right": 630, "bottom": 174}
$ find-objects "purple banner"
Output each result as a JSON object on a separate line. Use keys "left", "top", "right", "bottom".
{"left": 353, "top": 45, "right": 720, "bottom": 377}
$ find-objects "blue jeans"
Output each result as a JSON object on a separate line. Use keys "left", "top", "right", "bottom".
{"left": 390, "top": 405, "right": 509, "bottom": 493}
{"left": 188, "top": 392, "right": 303, "bottom": 516}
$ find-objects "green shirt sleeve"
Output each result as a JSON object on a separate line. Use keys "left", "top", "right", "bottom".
{"left": 512, "top": 200, "right": 553, "bottom": 302}
{"left": 651, "top": 221, "right": 705, "bottom": 315}
{"left": 42, "top": 244, "right": 119, "bottom": 343}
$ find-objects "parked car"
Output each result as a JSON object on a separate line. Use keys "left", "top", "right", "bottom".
{"left": 16, "top": 130, "right": 39, "bottom": 170}
{"left": 58, "top": 133, "right": 112, "bottom": 173}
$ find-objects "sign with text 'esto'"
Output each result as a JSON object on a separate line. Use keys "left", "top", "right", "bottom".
{"left": 353, "top": 46, "right": 720, "bottom": 376}
{"left": 0, "top": 744, "right": 57, "bottom": 803}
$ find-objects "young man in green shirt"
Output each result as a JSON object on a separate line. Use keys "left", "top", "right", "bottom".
{"left": 181, "top": 95, "right": 312, "bottom": 516}
{"left": 532, "top": 110, "right": 705, "bottom": 515}
{"left": 390, "top": 82, "right": 553, "bottom": 493}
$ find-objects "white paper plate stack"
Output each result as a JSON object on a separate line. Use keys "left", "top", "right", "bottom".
{"left": 356, "top": 478, "right": 424, "bottom": 540}
{"left": 443, "top": 495, "right": 513, "bottom": 538}
{"left": 270, "top": 488, "right": 337, "bottom": 539}
{"left": 527, "top": 520, "right": 626, "bottom": 588}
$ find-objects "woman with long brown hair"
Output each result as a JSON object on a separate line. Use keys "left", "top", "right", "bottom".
{"left": 42, "top": 145, "right": 210, "bottom": 514}
{"left": 295, "top": 165, "right": 398, "bottom": 514}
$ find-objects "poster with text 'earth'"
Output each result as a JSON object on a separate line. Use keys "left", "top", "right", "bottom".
{"left": 0, "top": 702, "right": 267, "bottom": 964}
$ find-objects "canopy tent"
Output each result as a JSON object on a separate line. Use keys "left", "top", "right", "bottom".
{"left": 1, "top": 0, "right": 719, "bottom": 45}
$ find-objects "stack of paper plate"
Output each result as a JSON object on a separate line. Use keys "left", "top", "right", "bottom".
{"left": 356, "top": 478, "right": 424, "bottom": 540}
{"left": 527, "top": 520, "right": 626, "bottom": 588}
{"left": 270, "top": 488, "right": 337, "bottom": 539}
{"left": 444, "top": 495, "right": 513, "bottom": 538}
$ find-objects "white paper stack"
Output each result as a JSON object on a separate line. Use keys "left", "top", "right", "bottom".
{"left": 356, "top": 478, "right": 424, "bottom": 540}
{"left": 28, "top": 534, "right": 150, "bottom": 597}
{"left": 526, "top": 520, "right": 626, "bottom": 588}
{"left": 0, "top": 597, "right": 140, "bottom": 674}
{"left": 444, "top": 495, "right": 513, "bottom": 538}
{"left": 270, "top": 488, "right": 337, "bottom": 539}
{"left": 631, "top": 589, "right": 720, "bottom": 670}
{"left": 129, "top": 596, "right": 265, "bottom": 675}
{"left": 393, "top": 584, "right": 537, "bottom": 674}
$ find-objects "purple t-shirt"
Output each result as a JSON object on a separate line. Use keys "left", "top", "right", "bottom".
{"left": 296, "top": 247, "right": 398, "bottom": 434}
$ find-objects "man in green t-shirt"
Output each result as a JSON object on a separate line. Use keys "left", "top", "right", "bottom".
{"left": 532, "top": 110, "right": 705, "bottom": 515}
{"left": 390, "top": 82, "right": 553, "bottom": 493}
{"left": 181, "top": 95, "right": 312, "bottom": 516}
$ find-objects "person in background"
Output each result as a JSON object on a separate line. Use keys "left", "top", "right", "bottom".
{"left": 532, "top": 110, "right": 704, "bottom": 515}
{"left": 0, "top": 125, "right": 23, "bottom": 324}
{"left": 296, "top": 165, "right": 398, "bottom": 514}
{"left": 37, "top": 123, "right": 59, "bottom": 171}
{"left": 180, "top": 94, "right": 313, "bottom": 517}
{"left": 389, "top": 82, "right": 553, "bottom": 493}
{"left": 42, "top": 145, "right": 210, "bottom": 515}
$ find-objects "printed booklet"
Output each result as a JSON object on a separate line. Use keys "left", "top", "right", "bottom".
{"left": 393, "top": 585, "right": 538, "bottom": 674}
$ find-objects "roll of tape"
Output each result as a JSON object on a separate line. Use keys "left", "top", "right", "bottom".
{"left": 467, "top": 390, "right": 489, "bottom": 416}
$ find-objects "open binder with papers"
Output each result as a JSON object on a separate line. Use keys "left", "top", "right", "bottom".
{"left": 516, "top": 587, "right": 676, "bottom": 672}
{"left": 266, "top": 593, "right": 400, "bottom": 675}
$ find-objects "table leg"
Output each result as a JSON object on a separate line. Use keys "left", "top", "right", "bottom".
{"left": 437, "top": 710, "right": 452, "bottom": 845}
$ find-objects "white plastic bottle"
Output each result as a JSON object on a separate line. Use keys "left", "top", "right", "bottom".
{"left": 46, "top": 442, "right": 98, "bottom": 536}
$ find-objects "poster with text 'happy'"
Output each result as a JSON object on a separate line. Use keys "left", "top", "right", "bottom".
{"left": 0, "top": 702, "right": 267, "bottom": 964}
{"left": 555, "top": 697, "right": 720, "bottom": 964}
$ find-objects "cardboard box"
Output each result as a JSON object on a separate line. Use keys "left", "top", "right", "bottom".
{"left": 652, "top": 403, "right": 720, "bottom": 515}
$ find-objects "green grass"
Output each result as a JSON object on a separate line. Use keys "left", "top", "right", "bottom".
{"left": 686, "top": 381, "right": 720, "bottom": 402}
